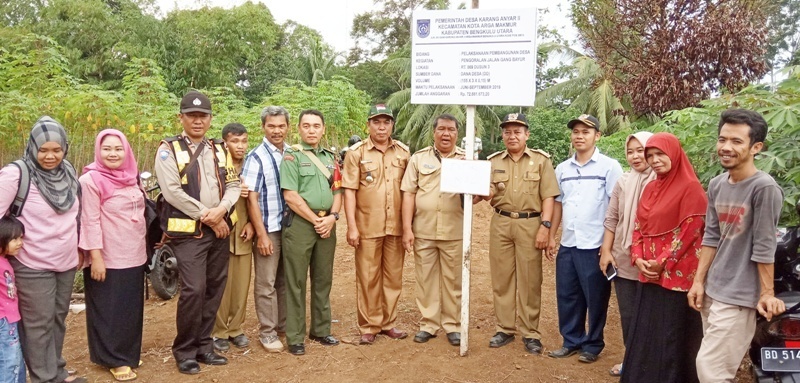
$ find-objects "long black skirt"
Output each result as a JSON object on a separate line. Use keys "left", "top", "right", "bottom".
{"left": 84, "top": 265, "right": 144, "bottom": 368}
{"left": 620, "top": 282, "right": 703, "bottom": 383}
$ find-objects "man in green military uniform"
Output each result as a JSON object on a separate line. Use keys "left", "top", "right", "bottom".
{"left": 280, "top": 109, "right": 343, "bottom": 356}
{"left": 479, "top": 113, "right": 560, "bottom": 354}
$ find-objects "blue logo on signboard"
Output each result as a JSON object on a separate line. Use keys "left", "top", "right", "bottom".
{"left": 417, "top": 19, "right": 430, "bottom": 38}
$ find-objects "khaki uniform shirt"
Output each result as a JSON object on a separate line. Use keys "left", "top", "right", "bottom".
{"left": 400, "top": 146, "right": 465, "bottom": 241}
{"left": 154, "top": 134, "right": 240, "bottom": 220}
{"left": 488, "top": 148, "right": 560, "bottom": 212}
{"left": 342, "top": 137, "right": 410, "bottom": 238}
{"left": 229, "top": 195, "right": 252, "bottom": 255}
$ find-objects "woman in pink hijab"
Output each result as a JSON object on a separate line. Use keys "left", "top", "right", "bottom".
{"left": 79, "top": 129, "right": 146, "bottom": 382}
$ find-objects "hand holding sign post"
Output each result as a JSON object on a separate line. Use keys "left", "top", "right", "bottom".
{"left": 411, "top": 6, "right": 537, "bottom": 356}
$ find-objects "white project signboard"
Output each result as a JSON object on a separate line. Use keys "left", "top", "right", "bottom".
{"left": 411, "top": 8, "right": 537, "bottom": 106}
{"left": 440, "top": 158, "right": 491, "bottom": 196}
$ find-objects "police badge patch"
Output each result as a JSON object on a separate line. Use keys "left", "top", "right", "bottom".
{"left": 159, "top": 150, "right": 170, "bottom": 161}
{"left": 417, "top": 19, "right": 430, "bottom": 38}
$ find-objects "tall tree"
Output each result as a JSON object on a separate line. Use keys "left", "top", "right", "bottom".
{"left": 161, "top": 2, "right": 288, "bottom": 101}
{"left": 573, "top": 0, "right": 770, "bottom": 116}
{"left": 766, "top": 0, "right": 800, "bottom": 73}
{"left": 348, "top": 0, "right": 449, "bottom": 63}
{"left": 535, "top": 44, "right": 629, "bottom": 134}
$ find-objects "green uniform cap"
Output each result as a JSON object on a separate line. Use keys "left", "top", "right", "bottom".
{"left": 368, "top": 104, "right": 394, "bottom": 120}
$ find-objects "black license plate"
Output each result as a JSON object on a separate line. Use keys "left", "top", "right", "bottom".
{"left": 762, "top": 347, "right": 800, "bottom": 372}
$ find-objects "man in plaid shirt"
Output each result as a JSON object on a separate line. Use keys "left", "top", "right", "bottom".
{"left": 241, "top": 106, "right": 291, "bottom": 353}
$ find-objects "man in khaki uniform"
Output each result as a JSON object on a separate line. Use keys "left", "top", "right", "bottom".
{"left": 480, "top": 113, "right": 560, "bottom": 354}
{"left": 401, "top": 113, "right": 465, "bottom": 346}
{"left": 343, "top": 104, "right": 410, "bottom": 345}
{"left": 212, "top": 123, "right": 254, "bottom": 351}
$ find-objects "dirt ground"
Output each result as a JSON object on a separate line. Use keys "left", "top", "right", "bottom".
{"left": 61, "top": 202, "right": 754, "bottom": 383}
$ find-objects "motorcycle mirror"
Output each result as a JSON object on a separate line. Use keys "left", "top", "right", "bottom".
{"left": 140, "top": 171, "right": 152, "bottom": 180}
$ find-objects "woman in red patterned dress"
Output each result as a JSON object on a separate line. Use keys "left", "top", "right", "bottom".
{"left": 621, "top": 132, "right": 707, "bottom": 383}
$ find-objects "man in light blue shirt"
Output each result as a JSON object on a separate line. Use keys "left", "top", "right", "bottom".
{"left": 547, "top": 114, "right": 622, "bottom": 363}
{"left": 241, "top": 106, "right": 291, "bottom": 353}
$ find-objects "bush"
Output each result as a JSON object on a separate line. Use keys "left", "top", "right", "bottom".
{"left": 650, "top": 67, "right": 800, "bottom": 224}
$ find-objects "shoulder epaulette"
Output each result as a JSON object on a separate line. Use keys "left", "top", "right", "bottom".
{"left": 349, "top": 141, "right": 364, "bottom": 150}
{"left": 322, "top": 147, "right": 335, "bottom": 155}
{"left": 394, "top": 140, "right": 410, "bottom": 152}
{"left": 163, "top": 136, "right": 180, "bottom": 143}
{"left": 532, "top": 148, "right": 551, "bottom": 158}
{"left": 455, "top": 147, "right": 465, "bottom": 155}
{"left": 291, "top": 144, "right": 304, "bottom": 151}
{"left": 487, "top": 151, "right": 504, "bottom": 160}
{"left": 211, "top": 138, "right": 224, "bottom": 145}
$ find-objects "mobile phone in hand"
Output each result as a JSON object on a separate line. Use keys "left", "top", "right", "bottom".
{"left": 605, "top": 263, "right": 618, "bottom": 280}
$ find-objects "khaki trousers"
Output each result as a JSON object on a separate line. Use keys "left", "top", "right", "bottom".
{"left": 489, "top": 214, "right": 544, "bottom": 338}
{"left": 355, "top": 236, "right": 404, "bottom": 334}
{"left": 253, "top": 231, "right": 286, "bottom": 341}
{"left": 213, "top": 252, "right": 253, "bottom": 339}
{"left": 696, "top": 296, "right": 757, "bottom": 383}
{"left": 414, "top": 238, "right": 462, "bottom": 334}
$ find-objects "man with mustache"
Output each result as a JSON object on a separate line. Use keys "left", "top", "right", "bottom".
{"left": 240, "top": 106, "right": 291, "bottom": 353}
{"left": 480, "top": 113, "right": 560, "bottom": 354}
{"left": 401, "top": 113, "right": 465, "bottom": 346}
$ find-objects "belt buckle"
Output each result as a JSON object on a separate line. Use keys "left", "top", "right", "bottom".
{"left": 317, "top": 211, "right": 326, "bottom": 217}
{"left": 510, "top": 212, "right": 520, "bottom": 219}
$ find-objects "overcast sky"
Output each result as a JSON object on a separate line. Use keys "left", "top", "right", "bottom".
{"left": 155, "top": 0, "right": 576, "bottom": 54}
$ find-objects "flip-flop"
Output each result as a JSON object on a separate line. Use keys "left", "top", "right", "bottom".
{"left": 609, "top": 363, "right": 623, "bottom": 377}
{"left": 110, "top": 366, "right": 137, "bottom": 382}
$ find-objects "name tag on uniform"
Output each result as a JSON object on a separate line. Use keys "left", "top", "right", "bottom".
{"left": 300, "top": 163, "right": 312, "bottom": 167}
{"left": 493, "top": 169, "right": 505, "bottom": 173}
{"left": 423, "top": 163, "right": 436, "bottom": 169}
{"left": 360, "top": 160, "right": 372, "bottom": 164}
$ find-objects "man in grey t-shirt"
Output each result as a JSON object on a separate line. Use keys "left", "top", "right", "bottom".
{"left": 688, "top": 109, "right": 786, "bottom": 383}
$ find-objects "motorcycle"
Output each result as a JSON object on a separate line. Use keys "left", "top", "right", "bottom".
{"left": 140, "top": 172, "right": 180, "bottom": 300}
{"left": 749, "top": 223, "right": 800, "bottom": 382}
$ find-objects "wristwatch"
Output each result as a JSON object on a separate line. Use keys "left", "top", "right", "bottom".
{"left": 540, "top": 220, "right": 552, "bottom": 229}
{"left": 332, "top": 212, "right": 340, "bottom": 221}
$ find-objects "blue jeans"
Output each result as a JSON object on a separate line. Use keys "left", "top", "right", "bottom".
{"left": 0, "top": 317, "right": 24, "bottom": 383}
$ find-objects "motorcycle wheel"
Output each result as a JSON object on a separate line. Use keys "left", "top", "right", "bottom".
{"left": 149, "top": 244, "right": 179, "bottom": 300}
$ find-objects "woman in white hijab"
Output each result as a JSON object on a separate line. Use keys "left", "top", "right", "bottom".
{"left": 598, "top": 131, "right": 656, "bottom": 377}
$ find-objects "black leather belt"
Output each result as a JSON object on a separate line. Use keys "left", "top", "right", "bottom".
{"left": 494, "top": 208, "right": 541, "bottom": 219}
{"left": 315, "top": 210, "right": 330, "bottom": 217}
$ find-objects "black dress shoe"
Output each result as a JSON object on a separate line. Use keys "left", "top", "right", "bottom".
{"left": 446, "top": 332, "right": 461, "bottom": 346}
{"left": 196, "top": 352, "right": 228, "bottom": 365}
{"left": 289, "top": 344, "right": 305, "bottom": 355}
{"left": 231, "top": 334, "right": 250, "bottom": 348}
{"left": 548, "top": 346, "right": 579, "bottom": 358}
{"left": 523, "top": 338, "right": 543, "bottom": 354}
{"left": 413, "top": 331, "right": 436, "bottom": 343}
{"left": 309, "top": 334, "right": 339, "bottom": 346}
{"left": 578, "top": 351, "right": 599, "bottom": 363}
{"left": 176, "top": 359, "right": 200, "bottom": 375}
{"left": 489, "top": 332, "right": 514, "bottom": 348}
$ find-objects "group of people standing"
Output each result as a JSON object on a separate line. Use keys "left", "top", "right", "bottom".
{"left": 0, "top": 85, "right": 787, "bottom": 383}
{"left": 595, "top": 110, "right": 786, "bottom": 383}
